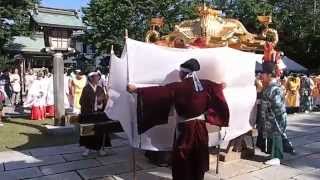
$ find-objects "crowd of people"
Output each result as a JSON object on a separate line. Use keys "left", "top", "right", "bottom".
{"left": 0, "top": 68, "right": 22, "bottom": 107}
{"left": 0, "top": 68, "right": 22, "bottom": 126}
{"left": 23, "top": 69, "right": 54, "bottom": 120}
{"left": 256, "top": 72, "right": 320, "bottom": 114}
{"left": 0, "top": 67, "right": 109, "bottom": 123}
{"left": 0, "top": 60, "right": 317, "bottom": 179}
{"left": 253, "top": 69, "right": 320, "bottom": 166}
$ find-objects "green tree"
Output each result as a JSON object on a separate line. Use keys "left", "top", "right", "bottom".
{"left": 226, "top": 0, "right": 320, "bottom": 69}
{"left": 0, "top": 0, "right": 39, "bottom": 55}
{"left": 227, "top": 0, "right": 273, "bottom": 32}
{"left": 82, "top": 0, "right": 203, "bottom": 54}
{"left": 271, "top": 0, "right": 320, "bottom": 69}
{"left": 84, "top": 0, "right": 320, "bottom": 70}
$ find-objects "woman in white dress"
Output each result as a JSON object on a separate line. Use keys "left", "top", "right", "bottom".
{"left": 10, "top": 68, "right": 21, "bottom": 105}
{"left": 45, "top": 73, "right": 54, "bottom": 117}
{"left": 64, "top": 70, "right": 71, "bottom": 109}
{"left": 25, "top": 70, "right": 35, "bottom": 96}
{"left": 24, "top": 72, "right": 46, "bottom": 120}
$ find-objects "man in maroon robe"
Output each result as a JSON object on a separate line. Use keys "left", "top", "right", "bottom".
{"left": 128, "top": 58, "right": 229, "bottom": 180}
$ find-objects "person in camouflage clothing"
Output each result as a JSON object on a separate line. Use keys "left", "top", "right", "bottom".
{"left": 260, "top": 62, "right": 294, "bottom": 165}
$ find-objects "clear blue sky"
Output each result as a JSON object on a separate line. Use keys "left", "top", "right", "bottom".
{"left": 41, "top": 0, "right": 90, "bottom": 10}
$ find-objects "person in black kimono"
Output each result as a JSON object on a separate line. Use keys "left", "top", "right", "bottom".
{"left": 79, "top": 70, "right": 111, "bottom": 156}
{"left": 128, "top": 59, "right": 229, "bottom": 180}
{"left": 0, "top": 70, "right": 12, "bottom": 105}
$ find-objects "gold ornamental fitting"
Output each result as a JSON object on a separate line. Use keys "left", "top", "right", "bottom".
{"left": 198, "top": 6, "right": 222, "bottom": 17}
{"left": 145, "top": 30, "right": 160, "bottom": 43}
{"left": 150, "top": 17, "right": 164, "bottom": 28}
{"left": 257, "top": 16, "right": 272, "bottom": 26}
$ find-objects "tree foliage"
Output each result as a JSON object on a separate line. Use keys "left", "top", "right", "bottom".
{"left": 226, "top": 0, "right": 320, "bottom": 69}
{"left": 84, "top": 0, "right": 320, "bottom": 69}
{"left": 0, "top": 0, "right": 39, "bottom": 54}
{"left": 82, "top": 0, "right": 203, "bottom": 54}
{"left": 272, "top": 0, "right": 320, "bottom": 69}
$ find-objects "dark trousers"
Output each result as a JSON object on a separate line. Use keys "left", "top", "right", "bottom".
{"left": 144, "top": 151, "right": 171, "bottom": 166}
{"left": 79, "top": 112, "right": 111, "bottom": 150}
{"left": 257, "top": 132, "right": 294, "bottom": 154}
{"left": 11, "top": 91, "right": 20, "bottom": 105}
{"left": 172, "top": 120, "right": 209, "bottom": 180}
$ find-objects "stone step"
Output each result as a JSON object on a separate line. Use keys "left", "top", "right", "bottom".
{"left": 4, "top": 155, "right": 65, "bottom": 171}
{"left": 0, "top": 167, "right": 43, "bottom": 180}
{"left": 44, "top": 125, "right": 76, "bottom": 135}
{"left": 40, "top": 159, "right": 101, "bottom": 175}
{"left": 29, "top": 171, "right": 82, "bottom": 180}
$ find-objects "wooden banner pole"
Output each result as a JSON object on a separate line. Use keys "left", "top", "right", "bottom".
{"left": 124, "top": 29, "right": 136, "bottom": 180}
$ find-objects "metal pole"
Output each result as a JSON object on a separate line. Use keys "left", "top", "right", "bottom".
{"left": 19, "top": 58, "right": 24, "bottom": 105}
{"left": 23, "top": 58, "right": 26, "bottom": 96}
{"left": 107, "top": 45, "right": 114, "bottom": 91}
{"left": 216, "top": 127, "right": 221, "bottom": 174}
{"left": 53, "top": 52, "right": 65, "bottom": 126}
{"left": 132, "top": 147, "right": 137, "bottom": 180}
{"left": 101, "top": 133, "right": 106, "bottom": 151}
{"left": 125, "top": 29, "right": 129, "bottom": 39}
{"left": 123, "top": 28, "right": 136, "bottom": 180}
{"left": 265, "top": 138, "right": 268, "bottom": 153}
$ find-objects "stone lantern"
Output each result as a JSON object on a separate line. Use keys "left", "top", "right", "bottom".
{"left": 44, "top": 28, "right": 75, "bottom": 126}
{"left": 31, "top": 6, "right": 86, "bottom": 125}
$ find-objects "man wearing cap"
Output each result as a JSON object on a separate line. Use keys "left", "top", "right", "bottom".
{"left": 260, "top": 62, "right": 294, "bottom": 165}
{"left": 79, "top": 69, "right": 110, "bottom": 156}
{"left": 128, "top": 58, "right": 229, "bottom": 180}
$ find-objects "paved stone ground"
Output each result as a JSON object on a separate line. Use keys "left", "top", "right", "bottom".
{"left": 1, "top": 113, "right": 320, "bottom": 180}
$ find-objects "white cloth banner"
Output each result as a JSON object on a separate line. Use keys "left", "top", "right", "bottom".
{"left": 106, "top": 38, "right": 260, "bottom": 151}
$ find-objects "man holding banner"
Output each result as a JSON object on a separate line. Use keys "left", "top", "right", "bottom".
{"left": 128, "top": 58, "right": 229, "bottom": 180}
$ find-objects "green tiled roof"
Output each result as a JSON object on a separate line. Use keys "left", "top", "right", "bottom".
{"left": 31, "top": 7, "right": 86, "bottom": 30}
{"left": 6, "top": 34, "right": 45, "bottom": 53}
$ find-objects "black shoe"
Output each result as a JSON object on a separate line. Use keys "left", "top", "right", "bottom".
{"left": 289, "top": 149, "right": 297, "bottom": 156}
{"left": 284, "top": 148, "right": 296, "bottom": 155}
